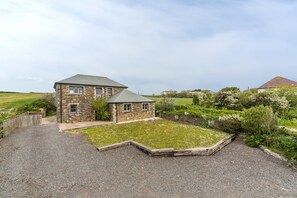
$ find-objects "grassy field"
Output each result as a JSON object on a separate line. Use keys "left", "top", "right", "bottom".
{"left": 0, "top": 92, "right": 43, "bottom": 112}
{"left": 147, "top": 97, "right": 192, "bottom": 106}
{"left": 71, "top": 119, "right": 229, "bottom": 149}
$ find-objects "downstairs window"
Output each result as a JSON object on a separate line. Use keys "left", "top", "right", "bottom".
{"left": 69, "top": 104, "right": 78, "bottom": 114}
{"left": 123, "top": 104, "right": 131, "bottom": 112}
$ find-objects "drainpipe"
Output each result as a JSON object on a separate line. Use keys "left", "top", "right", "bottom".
{"left": 60, "top": 84, "right": 63, "bottom": 123}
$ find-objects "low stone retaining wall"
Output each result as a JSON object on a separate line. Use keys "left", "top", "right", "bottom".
{"left": 0, "top": 113, "right": 42, "bottom": 138}
{"left": 97, "top": 134, "right": 236, "bottom": 157}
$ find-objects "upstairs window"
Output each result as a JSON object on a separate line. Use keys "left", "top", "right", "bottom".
{"left": 69, "top": 104, "right": 78, "bottom": 114}
{"left": 69, "top": 86, "right": 83, "bottom": 94}
{"left": 142, "top": 103, "right": 149, "bottom": 111}
{"left": 107, "top": 88, "right": 113, "bottom": 96}
{"left": 123, "top": 104, "right": 131, "bottom": 112}
{"left": 96, "top": 87, "right": 102, "bottom": 97}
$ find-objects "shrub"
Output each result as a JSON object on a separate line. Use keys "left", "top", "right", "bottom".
{"left": 213, "top": 87, "right": 241, "bottom": 110}
{"left": 32, "top": 98, "right": 56, "bottom": 114}
{"left": 264, "top": 134, "right": 297, "bottom": 161}
{"left": 238, "top": 89, "right": 257, "bottom": 109}
{"left": 245, "top": 135, "right": 265, "bottom": 147}
{"left": 16, "top": 94, "right": 56, "bottom": 115}
{"left": 92, "top": 98, "right": 111, "bottom": 121}
{"left": 287, "top": 110, "right": 297, "bottom": 119}
{"left": 217, "top": 114, "right": 242, "bottom": 134}
{"left": 274, "top": 86, "right": 297, "bottom": 109}
{"left": 156, "top": 96, "right": 175, "bottom": 113}
{"left": 193, "top": 95, "right": 199, "bottom": 105}
{"left": 167, "top": 105, "right": 242, "bottom": 120}
{"left": 192, "top": 91, "right": 208, "bottom": 106}
{"left": 250, "top": 91, "right": 289, "bottom": 117}
{"left": 242, "top": 105, "right": 278, "bottom": 135}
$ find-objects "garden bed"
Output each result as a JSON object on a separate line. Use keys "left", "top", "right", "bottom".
{"left": 69, "top": 119, "right": 230, "bottom": 150}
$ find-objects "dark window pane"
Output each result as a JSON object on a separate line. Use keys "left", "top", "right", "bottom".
{"left": 96, "top": 88, "right": 102, "bottom": 96}
{"left": 107, "top": 88, "right": 113, "bottom": 96}
{"left": 124, "top": 104, "right": 131, "bottom": 112}
{"left": 69, "top": 86, "right": 83, "bottom": 94}
{"left": 70, "top": 104, "right": 77, "bottom": 113}
{"left": 142, "top": 103, "right": 148, "bottom": 110}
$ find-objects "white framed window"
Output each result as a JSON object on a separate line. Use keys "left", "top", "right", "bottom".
{"left": 69, "top": 86, "right": 83, "bottom": 94}
{"left": 123, "top": 104, "right": 131, "bottom": 112}
{"left": 69, "top": 104, "right": 78, "bottom": 114}
{"left": 142, "top": 103, "right": 149, "bottom": 111}
{"left": 107, "top": 88, "right": 113, "bottom": 96}
{"left": 96, "top": 87, "right": 102, "bottom": 97}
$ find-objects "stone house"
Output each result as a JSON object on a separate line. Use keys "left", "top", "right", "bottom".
{"left": 258, "top": 76, "right": 297, "bottom": 92}
{"left": 54, "top": 74, "right": 155, "bottom": 123}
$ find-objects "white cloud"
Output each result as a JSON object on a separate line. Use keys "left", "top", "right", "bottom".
{"left": 0, "top": 0, "right": 297, "bottom": 93}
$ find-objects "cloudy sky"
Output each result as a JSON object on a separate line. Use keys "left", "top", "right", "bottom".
{"left": 1, "top": 0, "right": 297, "bottom": 94}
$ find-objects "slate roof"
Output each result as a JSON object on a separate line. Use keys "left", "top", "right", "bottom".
{"left": 108, "top": 89, "right": 154, "bottom": 103}
{"left": 258, "top": 76, "right": 297, "bottom": 89}
{"left": 54, "top": 74, "right": 128, "bottom": 88}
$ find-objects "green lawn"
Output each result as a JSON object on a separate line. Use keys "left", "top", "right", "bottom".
{"left": 0, "top": 92, "right": 43, "bottom": 112}
{"left": 72, "top": 119, "right": 229, "bottom": 150}
{"left": 147, "top": 97, "right": 192, "bottom": 106}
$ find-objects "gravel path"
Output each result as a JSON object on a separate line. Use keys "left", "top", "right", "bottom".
{"left": 0, "top": 124, "right": 296, "bottom": 198}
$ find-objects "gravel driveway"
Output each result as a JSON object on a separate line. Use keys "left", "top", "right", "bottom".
{"left": 0, "top": 124, "right": 296, "bottom": 198}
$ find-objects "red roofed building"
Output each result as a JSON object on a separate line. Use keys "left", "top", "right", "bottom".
{"left": 258, "top": 76, "right": 297, "bottom": 92}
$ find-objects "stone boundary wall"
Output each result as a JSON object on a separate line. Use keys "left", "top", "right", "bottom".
{"left": 0, "top": 113, "right": 42, "bottom": 138}
{"left": 160, "top": 114, "right": 207, "bottom": 126}
{"left": 97, "top": 134, "right": 236, "bottom": 157}
{"left": 259, "top": 146, "right": 288, "bottom": 163}
{"left": 160, "top": 114, "right": 230, "bottom": 132}
{"left": 259, "top": 146, "right": 296, "bottom": 170}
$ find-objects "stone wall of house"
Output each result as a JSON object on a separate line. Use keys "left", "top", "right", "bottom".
{"left": 114, "top": 102, "right": 155, "bottom": 123}
{"left": 56, "top": 84, "right": 126, "bottom": 123}
{"left": 100, "top": 87, "right": 125, "bottom": 100}
{"left": 109, "top": 104, "right": 117, "bottom": 122}
{"left": 56, "top": 84, "right": 96, "bottom": 123}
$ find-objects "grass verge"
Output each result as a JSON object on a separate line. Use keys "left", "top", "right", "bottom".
{"left": 280, "top": 119, "right": 297, "bottom": 130}
{"left": 70, "top": 119, "right": 229, "bottom": 150}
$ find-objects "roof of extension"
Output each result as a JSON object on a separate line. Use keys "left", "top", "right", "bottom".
{"left": 108, "top": 89, "right": 154, "bottom": 103}
{"left": 258, "top": 76, "right": 297, "bottom": 89}
{"left": 54, "top": 74, "right": 128, "bottom": 88}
